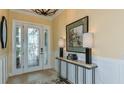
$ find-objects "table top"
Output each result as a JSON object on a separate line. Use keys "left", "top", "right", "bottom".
{"left": 56, "top": 57, "right": 97, "bottom": 69}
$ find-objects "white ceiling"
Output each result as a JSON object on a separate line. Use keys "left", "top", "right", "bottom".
{"left": 10, "top": 9, "right": 64, "bottom": 20}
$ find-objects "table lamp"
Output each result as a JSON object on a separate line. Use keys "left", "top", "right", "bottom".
{"left": 83, "top": 33, "right": 94, "bottom": 64}
{"left": 58, "top": 37, "right": 65, "bottom": 57}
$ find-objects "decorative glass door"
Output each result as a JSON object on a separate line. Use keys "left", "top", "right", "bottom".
{"left": 24, "top": 26, "right": 43, "bottom": 72}
{"left": 13, "top": 23, "right": 44, "bottom": 75}
{"left": 27, "top": 27, "right": 40, "bottom": 67}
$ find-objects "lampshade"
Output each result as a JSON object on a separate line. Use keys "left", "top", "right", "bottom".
{"left": 83, "top": 33, "right": 94, "bottom": 48}
{"left": 58, "top": 37, "right": 65, "bottom": 48}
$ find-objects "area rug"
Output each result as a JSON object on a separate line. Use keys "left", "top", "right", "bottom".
{"left": 29, "top": 78, "right": 66, "bottom": 84}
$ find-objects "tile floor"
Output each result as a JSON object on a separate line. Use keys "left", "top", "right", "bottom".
{"left": 7, "top": 69, "right": 58, "bottom": 84}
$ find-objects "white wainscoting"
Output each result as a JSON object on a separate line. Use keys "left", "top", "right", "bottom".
{"left": 0, "top": 53, "right": 8, "bottom": 84}
{"left": 55, "top": 51, "right": 124, "bottom": 84}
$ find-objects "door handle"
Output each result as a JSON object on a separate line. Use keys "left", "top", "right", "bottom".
{"left": 40, "top": 52, "right": 44, "bottom": 54}
{"left": 41, "top": 48, "right": 43, "bottom": 52}
{"left": 40, "top": 48, "right": 44, "bottom": 54}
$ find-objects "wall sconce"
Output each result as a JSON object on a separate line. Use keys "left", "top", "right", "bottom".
{"left": 83, "top": 33, "right": 94, "bottom": 64}
{"left": 58, "top": 37, "right": 65, "bottom": 57}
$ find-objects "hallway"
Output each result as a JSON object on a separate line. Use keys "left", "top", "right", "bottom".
{"left": 7, "top": 69, "right": 58, "bottom": 84}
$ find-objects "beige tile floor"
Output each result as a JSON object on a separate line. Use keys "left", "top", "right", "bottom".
{"left": 7, "top": 69, "right": 58, "bottom": 84}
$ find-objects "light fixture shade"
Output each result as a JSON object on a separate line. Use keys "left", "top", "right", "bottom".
{"left": 83, "top": 33, "right": 94, "bottom": 48}
{"left": 31, "top": 9, "right": 58, "bottom": 16}
{"left": 58, "top": 37, "right": 65, "bottom": 48}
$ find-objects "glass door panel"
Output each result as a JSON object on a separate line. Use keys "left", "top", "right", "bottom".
{"left": 15, "top": 26, "right": 22, "bottom": 69}
{"left": 27, "top": 27, "right": 40, "bottom": 68}
{"left": 44, "top": 29, "right": 48, "bottom": 65}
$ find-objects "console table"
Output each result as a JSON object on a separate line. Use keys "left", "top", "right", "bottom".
{"left": 56, "top": 57, "right": 98, "bottom": 84}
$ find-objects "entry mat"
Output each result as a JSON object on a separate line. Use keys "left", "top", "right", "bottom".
{"left": 29, "top": 78, "right": 67, "bottom": 84}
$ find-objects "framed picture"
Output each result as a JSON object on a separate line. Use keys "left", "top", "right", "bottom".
{"left": 66, "top": 16, "right": 88, "bottom": 53}
{"left": 0, "top": 16, "right": 7, "bottom": 48}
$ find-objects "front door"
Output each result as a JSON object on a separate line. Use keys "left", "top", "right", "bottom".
{"left": 24, "top": 25, "right": 43, "bottom": 73}
{"left": 13, "top": 22, "right": 44, "bottom": 75}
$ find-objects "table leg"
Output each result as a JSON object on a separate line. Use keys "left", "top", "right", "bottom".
{"left": 83, "top": 68, "right": 86, "bottom": 84}
{"left": 66, "top": 62, "right": 68, "bottom": 80}
{"left": 75, "top": 65, "right": 78, "bottom": 84}
{"left": 92, "top": 68, "right": 95, "bottom": 84}
{"left": 59, "top": 60, "right": 61, "bottom": 78}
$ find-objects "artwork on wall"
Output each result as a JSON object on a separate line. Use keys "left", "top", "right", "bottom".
{"left": 0, "top": 16, "right": 7, "bottom": 48}
{"left": 66, "top": 16, "right": 88, "bottom": 53}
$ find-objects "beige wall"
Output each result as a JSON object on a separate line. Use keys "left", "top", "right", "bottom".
{"left": 0, "top": 10, "right": 9, "bottom": 55}
{"left": 8, "top": 10, "right": 53, "bottom": 74}
{"left": 52, "top": 9, "right": 124, "bottom": 59}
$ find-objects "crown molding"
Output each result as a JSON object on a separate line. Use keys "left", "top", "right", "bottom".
{"left": 10, "top": 9, "right": 52, "bottom": 21}
{"left": 10, "top": 9, "right": 64, "bottom": 21}
{"left": 52, "top": 9, "right": 64, "bottom": 19}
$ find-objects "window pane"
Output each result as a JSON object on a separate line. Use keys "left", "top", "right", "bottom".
{"left": 16, "top": 27, "right": 22, "bottom": 69}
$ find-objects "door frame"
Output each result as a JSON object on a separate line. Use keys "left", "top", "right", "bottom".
{"left": 12, "top": 20, "right": 51, "bottom": 76}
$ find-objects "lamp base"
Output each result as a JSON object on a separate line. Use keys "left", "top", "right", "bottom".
{"left": 60, "top": 48, "right": 63, "bottom": 57}
{"left": 86, "top": 48, "right": 92, "bottom": 64}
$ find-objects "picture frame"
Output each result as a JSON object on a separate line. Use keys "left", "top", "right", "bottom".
{"left": 66, "top": 16, "right": 88, "bottom": 53}
{"left": 0, "top": 16, "right": 7, "bottom": 48}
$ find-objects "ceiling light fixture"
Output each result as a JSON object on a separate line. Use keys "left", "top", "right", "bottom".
{"left": 31, "top": 9, "right": 58, "bottom": 16}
